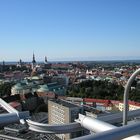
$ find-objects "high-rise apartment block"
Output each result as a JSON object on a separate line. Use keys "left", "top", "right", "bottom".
{"left": 48, "top": 99, "right": 83, "bottom": 140}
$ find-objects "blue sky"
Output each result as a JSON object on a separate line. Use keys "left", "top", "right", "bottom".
{"left": 0, "top": 0, "right": 140, "bottom": 61}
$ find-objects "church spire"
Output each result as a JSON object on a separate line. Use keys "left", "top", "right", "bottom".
{"left": 2, "top": 60, "right": 5, "bottom": 66}
{"left": 45, "top": 56, "right": 47, "bottom": 63}
{"left": 32, "top": 53, "right": 36, "bottom": 64}
{"left": 32, "top": 52, "right": 36, "bottom": 70}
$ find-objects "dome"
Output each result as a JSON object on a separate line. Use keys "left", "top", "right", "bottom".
{"left": 31, "top": 76, "right": 40, "bottom": 80}
{"left": 32, "top": 88, "right": 38, "bottom": 92}
{"left": 37, "top": 85, "right": 49, "bottom": 92}
{"left": 13, "top": 83, "right": 23, "bottom": 90}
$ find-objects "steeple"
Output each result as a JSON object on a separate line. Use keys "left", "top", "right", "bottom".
{"left": 45, "top": 56, "right": 48, "bottom": 64}
{"left": 32, "top": 53, "right": 36, "bottom": 70}
{"left": 1, "top": 60, "right": 5, "bottom": 72}
{"left": 32, "top": 53, "right": 36, "bottom": 64}
{"left": 17, "top": 59, "right": 23, "bottom": 68}
{"left": 19, "top": 59, "right": 22, "bottom": 64}
{"left": 44, "top": 56, "right": 51, "bottom": 69}
{"left": 2, "top": 61, "right": 5, "bottom": 66}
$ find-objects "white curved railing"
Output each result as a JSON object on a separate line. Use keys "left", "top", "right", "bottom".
{"left": 0, "top": 98, "right": 82, "bottom": 133}
{"left": 123, "top": 68, "right": 140, "bottom": 125}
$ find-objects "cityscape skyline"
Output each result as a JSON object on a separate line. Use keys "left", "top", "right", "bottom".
{"left": 0, "top": 0, "right": 140, "bottom": 61}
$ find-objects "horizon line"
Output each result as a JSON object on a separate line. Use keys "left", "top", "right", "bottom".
{"left": 1, "top": 59, "right": 140, "bottom": 63}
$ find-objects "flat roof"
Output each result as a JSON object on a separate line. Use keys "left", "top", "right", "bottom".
{"left": 50, "top": 99, "right": 80, "bottom": 108}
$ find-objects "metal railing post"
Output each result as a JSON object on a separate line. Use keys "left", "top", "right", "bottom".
{"left": 123, "top": 68, "right": 140, "bottom": 125}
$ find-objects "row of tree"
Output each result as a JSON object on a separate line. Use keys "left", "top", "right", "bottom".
{"left": 66, "top": 80, "right": 140, "bottom": 102}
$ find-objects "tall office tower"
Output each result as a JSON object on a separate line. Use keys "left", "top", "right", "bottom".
{"left": 48, "top": 99, "right": 83, "bottom": 140}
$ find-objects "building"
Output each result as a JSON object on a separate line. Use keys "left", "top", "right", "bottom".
{"left": 48, "top": 99, "right": 83, "bottom": 140}
{"left": 11, "top": 83, "right": 31, "bottom": 96}
{"left": 45, "top": 56, "right": 48, "bottom": 64}
{"left": 32, "top": 53, "right": 36, "bottom": 70}
{"left": 52, "top": 75, "right": 69, "bottom": 86}
{"left": 11, "top": 78, "right": 66, "bottom": 100}
{"left": 43, "top": 56, "right": 52, "bottom": 69}
{"left": 118, "top": 101, "right": 140, "bottom": 111}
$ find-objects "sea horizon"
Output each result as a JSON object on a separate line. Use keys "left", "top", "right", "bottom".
{"left": 1, "top": 59, "right": 140, "bottom": 65}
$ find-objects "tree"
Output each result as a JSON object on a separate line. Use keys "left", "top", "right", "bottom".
{"left": 66, "top": 80, "right": 125, "bottom": 100}
{"left": 0, "top": 82, "right": 15, "bottom": 97}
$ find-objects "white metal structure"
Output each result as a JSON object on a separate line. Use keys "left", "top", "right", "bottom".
{"left": 0, "top": 112, "right": 29, "bottom": 127}
{"left": 123, "top": 68, "right": 140, "bottom": 125}
{"left": 74, "top": 114, "right": 140, "bottom": 140}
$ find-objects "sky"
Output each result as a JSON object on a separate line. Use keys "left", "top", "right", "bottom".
{"left": 0, "top": 0, "right": 140, "bottom": 61}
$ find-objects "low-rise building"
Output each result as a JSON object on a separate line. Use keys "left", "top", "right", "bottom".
{"left": 118, "top": 101, "right": 140, "bottom": 111}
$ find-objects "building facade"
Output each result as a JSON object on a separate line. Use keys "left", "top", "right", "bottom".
{"left": 118, "top": 101, "right": 140, "bottom": 111}
{"left": 48, "top": 99, "right": 83, "bottom": 140}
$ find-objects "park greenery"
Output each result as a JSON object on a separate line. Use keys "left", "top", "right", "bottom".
{"left": 66, "top": 80, "right": 140, "bottom": 102}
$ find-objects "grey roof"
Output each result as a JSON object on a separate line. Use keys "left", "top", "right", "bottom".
{"left": 51, "top": 99, "right": 81, "bottom": 108}
{"left": 0, "top": 128, "right": 61, "bottom": 140}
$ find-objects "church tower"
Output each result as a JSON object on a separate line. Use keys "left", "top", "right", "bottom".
{"left": 44, "top": 56, "right": 51, "bottom": 69}
{"left": 2, "top": 61, "right": 5, "bottom": 66}
{"left": 32, "top": 53, "right": 36, "bottom": 70}
{"left": 1, "top": 61, "right": 5, "bottom": 72}
{"left": 45, "top": 56, "right": 48, "bottom": 64}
